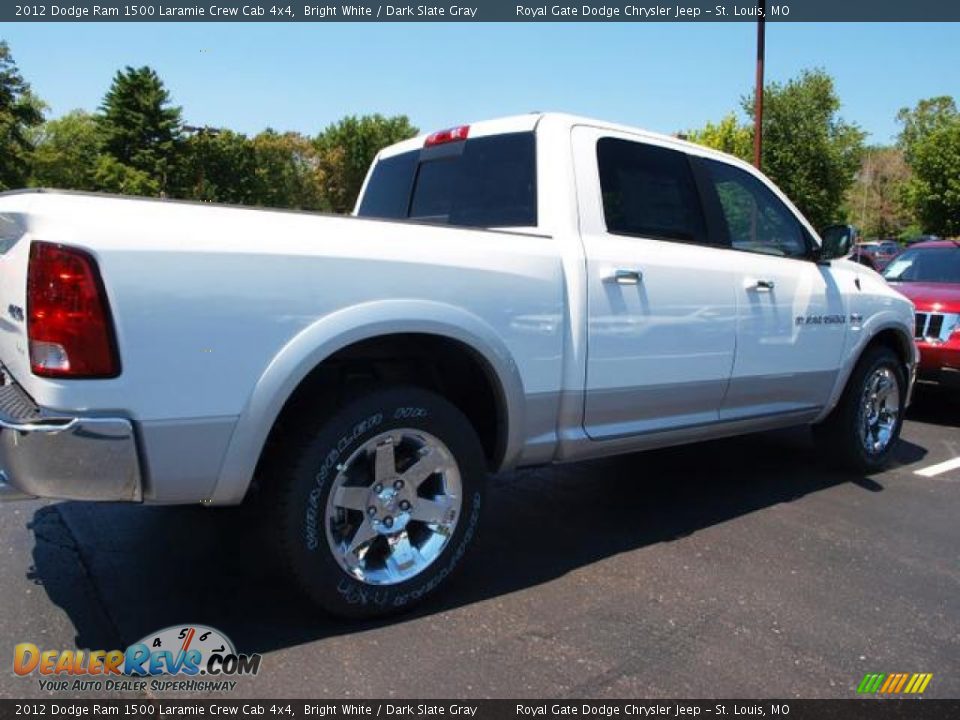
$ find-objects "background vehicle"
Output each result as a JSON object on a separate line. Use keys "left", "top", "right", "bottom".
{"left": 854, "top": 242, "right": 883, "bottom": 270}
{"left": 0, "top": 114, "right": 917, "bottom": 617}
{"left": 906, "top": 234, "right": 941, "bottom": 246}
{"left": 883, "top": 240, "right": 960, "bottom": 390}
{"left": 871, "top": 240, "right": 902, "bottom": 269}
{"left": 851, "top": 240, "right": 900, "bottom": 270}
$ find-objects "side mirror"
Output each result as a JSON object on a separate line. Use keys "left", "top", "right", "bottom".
{"left": 820, "top": 224, "right": 857, "bottom": 260}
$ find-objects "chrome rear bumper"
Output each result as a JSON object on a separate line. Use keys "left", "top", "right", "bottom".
{"left": 0, "top": 375, "right": 142, "bottom": 502}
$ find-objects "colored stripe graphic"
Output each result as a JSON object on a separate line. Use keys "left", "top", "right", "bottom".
{"left": 880, "top": 674, "right": 897, "bottom": 693}
{"left": 857, "top": 673, "right": 886, "bottom": 693}
{"left": 858, "top": 672, "right": 933, "bottom": 694}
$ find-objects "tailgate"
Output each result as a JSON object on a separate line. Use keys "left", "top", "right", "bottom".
{"left": 0, "top": 199, "right": 36, "bottom": 390}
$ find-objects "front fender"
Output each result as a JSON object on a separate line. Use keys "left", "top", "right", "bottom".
{"left": 816, "top": 312, "right": 917, "bottom": 423}
{"left": 209, "top": 299, "right": 526, "bottom": 505}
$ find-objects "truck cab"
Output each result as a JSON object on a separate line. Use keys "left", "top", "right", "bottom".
{"left": 355, "top": 113, "right": 915, "bottom": 456}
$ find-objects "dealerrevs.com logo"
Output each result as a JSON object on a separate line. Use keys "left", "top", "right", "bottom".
{"left": 13, "top": 625, "right": 261, "bottom": 693}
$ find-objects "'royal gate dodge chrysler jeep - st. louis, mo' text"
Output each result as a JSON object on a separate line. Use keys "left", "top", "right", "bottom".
{"left": 0, "top": 113, "right": 916, "bottom": 617}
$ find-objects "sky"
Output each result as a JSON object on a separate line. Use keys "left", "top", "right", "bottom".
{"left": 2, "top": 22, "right": 957, "bottom": 144}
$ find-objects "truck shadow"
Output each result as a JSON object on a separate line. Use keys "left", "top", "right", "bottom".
{"left": 26, "top": 427, "right": 927, "bottom": 657}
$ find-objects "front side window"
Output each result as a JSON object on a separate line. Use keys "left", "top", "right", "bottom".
{"left": 597, "top": 138, "right": 707, "bottom": 245}
{"left": 703, "top": 159, "right": 809, "bottom": 259}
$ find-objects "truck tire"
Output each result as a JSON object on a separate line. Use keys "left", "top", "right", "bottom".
{"left": 814, "top": 345, "right": 906, "bottom": 474}
{"left": 266, "top": 386, "right": 485, "bottom": 618}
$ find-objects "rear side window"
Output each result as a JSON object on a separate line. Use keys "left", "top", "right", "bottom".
{"left": 357, "top": 132, "right": 537, "bottom": 228}
{"left": 597, "top": 138, "right": 707, "bottom": 244}
{"left": 0, "top": 212, "right": 26, "bottom": 255}
{"left": 355, "top": 151, "right": 418, "bottom": 220}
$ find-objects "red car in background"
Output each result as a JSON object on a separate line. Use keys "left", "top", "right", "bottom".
{"left": 854, "top": 240, "right": 901, "bottom": 270}
{"left": 883, "top": 240, "right": 960, "bottom": 390}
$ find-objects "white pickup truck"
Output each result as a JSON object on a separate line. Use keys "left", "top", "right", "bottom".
{"left": 0, "top": 113, "right": 916, "bottom": 617}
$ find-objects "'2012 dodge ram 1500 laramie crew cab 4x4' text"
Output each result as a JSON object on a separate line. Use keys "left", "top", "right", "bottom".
{"left": 0, "top": 113, "right": 917, "bottom": 617}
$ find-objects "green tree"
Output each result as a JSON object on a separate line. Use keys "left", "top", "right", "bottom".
{"left": 93, "top": 155, "right": 160, "bottom": 196}
{"left": 743, "top": 69, "right": 865, "bottom": 230}
{"left": 97, "top": 66, "right": 182, "bottom": 195}
{"left": 896, "top": 96, "right": 957, "bottom": 164}
{"left": 173, "top": 128, "right": 258, "bottom": 204}
{"left": 315, "top": 114, "right": 418, "bottom": 213}
{"left": 29, "top": 110, "right": 102, "bottom": 190}
{"left": 250, "top": 129, "right": 325, "bottom": 210}
{"left": 901, "top": 120, "right": 960, "bottom": 237}
{"left": 0, "top": 41, "right": 45, "bottom": 191}
{"left": 843, "top": 146, "right": 914, "bottom": 238}
{"left": 686, "top": 113, "right": 752, "bottom": 162}
{"left": 688, "top": 69, "right": 865, "bottom": 230}
{"left": 896, "top": 96, "right": 960, "bottom": 236}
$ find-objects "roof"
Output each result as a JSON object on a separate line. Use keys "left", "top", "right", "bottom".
{"left": 378, "top": 113, "right": 543, "bottom": 158}
{"left": 377, "top": 111, "right": 746, "bottom": 166}
{"left": 907, "top": 240, "right": 960, "bottom": 249}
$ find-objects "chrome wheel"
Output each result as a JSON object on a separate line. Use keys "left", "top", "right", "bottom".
{"left": 324, "top": 429, "right": 462, "bottom": 586}
{"left": 859, "top": 366, "right": 900, "bottom": 455}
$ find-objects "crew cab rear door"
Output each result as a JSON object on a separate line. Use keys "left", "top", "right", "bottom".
{"left": 572, "top": 127, "right": 738, "bottom": 439}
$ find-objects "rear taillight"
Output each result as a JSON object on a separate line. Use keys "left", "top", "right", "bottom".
{"left": 27, "top": 241, "right": 120, "bottom": 378}
{"left": 424, "top": 125, "right": 470, "bottom": 147}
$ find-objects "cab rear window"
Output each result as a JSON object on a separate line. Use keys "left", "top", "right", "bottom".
{"left": 357, "top": 132, "right": 537, "bottom": 228}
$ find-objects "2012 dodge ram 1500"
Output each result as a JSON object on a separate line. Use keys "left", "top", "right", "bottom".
{"left": 0, "top": 113, "right": 917, "bottom": 617}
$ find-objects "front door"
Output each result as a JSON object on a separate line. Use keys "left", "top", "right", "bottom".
{"left": 694, "top": 156, "right": 848, "bottom": 419}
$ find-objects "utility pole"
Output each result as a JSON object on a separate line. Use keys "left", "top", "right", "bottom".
{"left": 753, "top": 0, "right": 766, "bottom": 170}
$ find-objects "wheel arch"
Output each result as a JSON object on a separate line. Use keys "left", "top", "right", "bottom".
{"left": 867, "top": 326, "right": 916, "bottom": 370}
{"left": 817, "top": 320, "right": 917, "bottom": 423}
{"left": 209, "top": 300, "right": 526, "bottom": 505}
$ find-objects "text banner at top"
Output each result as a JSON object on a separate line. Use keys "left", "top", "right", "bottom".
{"left": 4, "top": 0, "right": 960, "bottom": 22}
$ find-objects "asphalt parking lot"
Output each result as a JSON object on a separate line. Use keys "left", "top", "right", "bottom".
{"left": 1, "top": 388, "right": 958, "bottom": 700}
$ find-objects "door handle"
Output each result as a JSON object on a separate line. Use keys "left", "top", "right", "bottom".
{"left": 606, "top": 269, "right": 642, "bottom": 286}
{"left": 746, "top": 278, "right": 775, "bottom": 292}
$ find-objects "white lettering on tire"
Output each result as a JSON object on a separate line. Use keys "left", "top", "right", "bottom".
{"left": 303, "top": 413, "right": 383, "bottom": 551}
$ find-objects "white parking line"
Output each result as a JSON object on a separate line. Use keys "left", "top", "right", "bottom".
{"left": 914, "top": 457, "right": 960, "bottom": 478}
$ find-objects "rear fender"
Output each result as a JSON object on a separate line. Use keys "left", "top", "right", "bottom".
{"left": 209, "top": 299, "right": 525, "bottom": 505}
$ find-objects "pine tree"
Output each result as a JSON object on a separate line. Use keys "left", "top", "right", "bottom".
{"left": 0, "top": 41, "right": 45, "bottom": 191}
{"left": 97, "top": 66, "right": 181, "bottom": 194}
